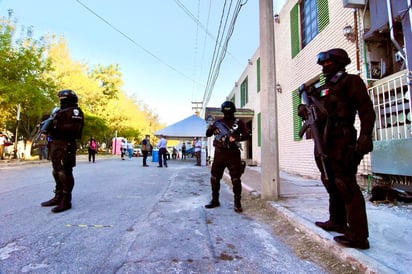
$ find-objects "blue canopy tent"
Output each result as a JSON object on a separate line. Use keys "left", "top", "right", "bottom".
{"left": 154, "top": 114, "right": 207, "bottom": 140}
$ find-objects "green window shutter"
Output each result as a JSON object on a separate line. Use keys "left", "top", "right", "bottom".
{"left": 240, "top": 77, "right": 248, "bottom": 106}
{"left": 257, "top": 112, "right": 262, "bottom": 147}
{"left": 240, "top": 84, "right": 244, "bottom": 106}
{"left": 245, "top": 77, "right": 249, "bottom": 104}
{"left": 290, "top": 4, "right": 300, "bottom": 58}
{"left": 257, "top": 58, "right": 261, "bottom": 93}
{"left": 292, "top": 88, "right": 303, "bottom": 141}
{"left": 319, "top": 73, "right": 326, "bottom": 85}
{"left": 317, "top": 0, "right": 329, "bottom": 32}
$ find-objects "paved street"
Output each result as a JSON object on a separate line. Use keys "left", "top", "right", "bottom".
{"left": 0, "top": 156, "right": 326, "bottom": 273}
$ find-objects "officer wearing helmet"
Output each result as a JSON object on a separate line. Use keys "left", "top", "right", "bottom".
{"left": 205, "top": 101, "right": 249, "bottom": 213}
{"left": 299, "top": 48, "right": 375, "bottom": 249}
{"left": 41, "top": 89, "right": 84, "bottom": 213}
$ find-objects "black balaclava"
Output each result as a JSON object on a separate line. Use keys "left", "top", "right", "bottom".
{"left": 322, "top": 61, "right": 345, "bottom": 80}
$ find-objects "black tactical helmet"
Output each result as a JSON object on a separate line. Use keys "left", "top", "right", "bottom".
{"left": 317, "top": 48, "right": 351, "bottom": 66}
{"left": 221, "top": 101, "right": 236, "bottom": 114}
{"left": 58, "top": 89, "right": 78, "bottom": 106}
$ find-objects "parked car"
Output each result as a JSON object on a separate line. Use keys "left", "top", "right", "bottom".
{"left": 185, "top": 147, "right": 195, "bottom": 158}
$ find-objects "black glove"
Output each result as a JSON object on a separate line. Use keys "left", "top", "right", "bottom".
{"left": 297, "top": 104, "right": 308, "bottom": 120}
{"left": 356, "top": 134, "right": 373, "bottom": 156}
{"left": 208, "top": 125, "right": 219, "bottom": 135}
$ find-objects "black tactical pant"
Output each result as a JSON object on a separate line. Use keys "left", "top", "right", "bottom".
{"left": 315, "top": 131, "right": 368, "bottom": 241}
{"left": 50, "top": 140, "right": 76, "bottom": 198}
{"left": 210, "top": 147, "right": 243, "bottom": 199}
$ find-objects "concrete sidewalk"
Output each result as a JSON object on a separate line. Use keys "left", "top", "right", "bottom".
{"left": 235, "top": 166, "right": 412, "bottom": 274}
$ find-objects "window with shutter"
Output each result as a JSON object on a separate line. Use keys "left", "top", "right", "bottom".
{"left": 257, "top": 112, "right": 262, "bottom": 147}
{"left": 292, "top": 88, "right": 303, "bottom": 141}
{"left": 318, "top": 0, "right": 329, "bottom": 32}
{"left": 257, "top": 58, "right": 261, "bottom": 93}
{"left": 240, "top": 77, "right": 248, "bottom": 107}
{"left": 301, "top": 0, "right": 318, "bottom": 47}
{"left": 291, "top": 0, "right": 330, "bottom": 56}
{"left": 290, "top": 4, "right": 300, "bottom": 58}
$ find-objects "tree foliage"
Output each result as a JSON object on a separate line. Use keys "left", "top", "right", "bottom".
{"left": 0, "top": 12, "right": 164, "bottom": 156}
{"left": 0, "top": 17, "right": 56, "bottom": 141}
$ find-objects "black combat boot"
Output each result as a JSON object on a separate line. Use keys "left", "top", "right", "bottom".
{"left": 41, "top": 190, "right": 63, "bottom": 207}
{"left": 205, "top": 198, "right": 220, "bottom": 208}
{"left": 234, "top": 195, "right": 243, "bottom": 213}
{"left": 51, "top": 192, "right": 72, "bottom": 213}
{"left": 205, "top": 191, "right": 220, "bottom": 208}
{"left": 205, "top": 177, "right": 220, "bottom": 209}
{"left": 315, "top": 220, "right": 347, "bottom": 234}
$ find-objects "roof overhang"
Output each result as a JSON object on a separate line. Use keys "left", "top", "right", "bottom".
{"left": 204, "top": 107, "right": 254, "bottom": 124}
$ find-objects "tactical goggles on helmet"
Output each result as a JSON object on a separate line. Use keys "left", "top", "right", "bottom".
{"left": 317, "top": 51, "right": 331, "bottom": 65}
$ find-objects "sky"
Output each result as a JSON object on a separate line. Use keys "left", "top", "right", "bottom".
{"left": 0, "top": 0, "right": 286, "bottom": 125}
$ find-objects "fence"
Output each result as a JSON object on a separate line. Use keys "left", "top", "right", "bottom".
{"left": 368, "top": 70, "right": 411, "bottom": 141}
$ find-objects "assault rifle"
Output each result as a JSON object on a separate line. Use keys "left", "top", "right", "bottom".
{"left": 298, "top": 84, "right": 329, "bottom": 180}
{"left": 213, "top": 119, "right": 242, "bottom": 150}
{"left": 214, "top": 119, "right": 238, "bottom": 142}
{"left": 33, "top": 107, "right": 60, "bottom": 144}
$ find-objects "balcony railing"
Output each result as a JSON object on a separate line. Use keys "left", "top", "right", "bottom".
{"left": 368, "top": 70, "right": 411, "bottom": 141}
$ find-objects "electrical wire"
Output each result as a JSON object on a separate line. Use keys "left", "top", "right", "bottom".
{"left": 201, "top": 0, "right": 246, "bottom": 115}
{"left": 76, "top": 0, "right": 247, "bottom": 113}
{"left": 172, "top": 0, "right": 243, "bottom": 66}
{"left": 75, "top": 0, "right": 202, "bottom": 86}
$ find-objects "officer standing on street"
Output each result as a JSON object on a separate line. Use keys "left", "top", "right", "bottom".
{"left": 205, "top": 101, "right": 249, "bottom": 213}
{"left": 41, "top": 89, "right": 84, "bottom": 213}
{"left": 299, "top": 48, "right": 376, "bottom": 249}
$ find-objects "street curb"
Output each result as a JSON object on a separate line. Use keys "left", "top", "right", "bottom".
{"left": 264, "top": 202, "right": 397, "bottom": 274}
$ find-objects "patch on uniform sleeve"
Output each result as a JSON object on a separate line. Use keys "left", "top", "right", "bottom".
{"left": 73, "top": 109, "right": 80, "bottom": 116}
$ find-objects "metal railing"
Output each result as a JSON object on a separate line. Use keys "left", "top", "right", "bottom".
{"left": 368, "top": 70, "right": 411, "bottom": 141}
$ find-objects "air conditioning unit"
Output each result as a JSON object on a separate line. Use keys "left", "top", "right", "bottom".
{"left": 342, "top": 0, "right": 365, "bottom": 9}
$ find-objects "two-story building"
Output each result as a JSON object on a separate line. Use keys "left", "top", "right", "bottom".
{"left": 206, "top": 0, "right": 412, "bottom": 184}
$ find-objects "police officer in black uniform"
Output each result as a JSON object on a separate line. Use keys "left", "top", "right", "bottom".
{"left": 205, "top": 101, "right": 249, "bottom": 213}
{"left": 300, "top": 48, "right": 376, "bottom": 249}
{"left": 41, "top": 89, "right": 84, "bottom": 213}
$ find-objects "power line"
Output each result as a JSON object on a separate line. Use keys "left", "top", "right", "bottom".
{"left": 172, "top": 0, "right": 243, "bottom": 66}
{"left": 75, "top": 0, "right": 247, "bottom": 114}
{"left": 201, "top": 0, "right": 246, "bottom": 115}
{"left": 75, "top": 0, "right": 202, "bottom": 86}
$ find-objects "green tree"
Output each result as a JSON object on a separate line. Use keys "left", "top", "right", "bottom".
{"left": 1, "top": 12, "right": 164, "bottom": 157}
{"left": 0, "top": 17, "right": 56, "bottom": 157}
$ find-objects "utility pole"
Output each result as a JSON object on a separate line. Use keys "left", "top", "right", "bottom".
{"left": 259, "top": 0, "right": 280, "bottom": 200}
{"left": 191, "top": 101, "right": 203, "bottom": 116}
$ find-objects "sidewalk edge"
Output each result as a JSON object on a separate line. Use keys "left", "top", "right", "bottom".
{"left": 265, "top": 201, "right": 397, "bottom": 274}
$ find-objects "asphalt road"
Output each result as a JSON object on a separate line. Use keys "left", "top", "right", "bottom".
{"left": 0, "top": 156, "right": 326, "bottom": 273}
